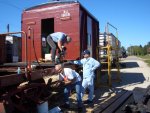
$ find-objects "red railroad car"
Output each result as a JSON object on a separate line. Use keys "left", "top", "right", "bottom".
{"left": 0, "top": 36, "right": 6, "bottom": 64}
{"left": 22, "top": 0, "right": 99, "bottom": 62}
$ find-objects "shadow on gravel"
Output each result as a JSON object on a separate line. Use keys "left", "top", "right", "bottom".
{"left": 120, "top": 62, "right": 139, "bottom": 69}
{"left": 112, "top": 72, "right": 145, "bottom": 88}
{"left": 100, "top": 71, "right": 145, "bottom": 88}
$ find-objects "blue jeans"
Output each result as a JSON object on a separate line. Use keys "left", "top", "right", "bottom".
{"left": 81, "top": 77, "right": 94, "bottom": 101}
{"left": 64, "top": 81, "right": 82, "bottom": 107}
{"left": 47, "top": 35, "right": 61, "bottom": 62}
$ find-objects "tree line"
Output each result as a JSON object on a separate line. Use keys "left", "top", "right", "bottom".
{"left": 127, "top": 42, "right": 150, "bottom": 56}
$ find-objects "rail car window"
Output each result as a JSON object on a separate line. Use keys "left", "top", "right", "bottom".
{"left": 87, "top": 16, "right": 92, "bottom": 56}
{"left": 80, "top": 10, "right": 84, "bottom": 55}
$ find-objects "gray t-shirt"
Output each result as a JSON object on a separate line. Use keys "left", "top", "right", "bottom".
{"left": 50, "top": 32, "right": 67, "bottom": 43}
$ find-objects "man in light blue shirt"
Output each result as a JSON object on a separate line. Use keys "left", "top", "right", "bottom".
{"left": 73, "top": 50, "right": 100, "bottom": 104}
{"left": 47, "top": 32, "right": 71, "bottom": 63}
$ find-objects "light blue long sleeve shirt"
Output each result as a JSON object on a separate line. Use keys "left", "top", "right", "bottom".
{"left": 74, "top": 57, "right": 100, "bottom": 80}
{"left": 50, "top": 32, "right": 67, "bottom": 43}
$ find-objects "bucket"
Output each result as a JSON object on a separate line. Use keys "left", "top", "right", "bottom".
{"left": 37, "top": 101, "right": 48, "bottom": 113}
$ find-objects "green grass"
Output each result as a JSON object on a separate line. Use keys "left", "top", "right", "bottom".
{"left": 139, "top": 55, "right": 150, "bottom": 59}
{"left": 145, "top": 60, "right": 150, "bottom": 66}
{"left": 138, "top": 55, "right": 150, "bottom": 66}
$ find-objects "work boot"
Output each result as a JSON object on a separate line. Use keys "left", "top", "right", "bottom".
{"left": 78, "top": 106, "right": 83, "bottom": 111}
{"left": 83, "top": 100, "right": 93, "bottom": 104}
{"left": 60, "top": 103, "right": 70, "bottom": 109}
{"left": 49, "top": 60, "right": 55, "bottom": 64}
{"left": 55, "top": 58, "right": 61, "bottom": 64}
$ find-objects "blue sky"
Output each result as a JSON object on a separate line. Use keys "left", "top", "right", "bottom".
{"left": 0, "top": 0, "right": 150, "bottom": 49}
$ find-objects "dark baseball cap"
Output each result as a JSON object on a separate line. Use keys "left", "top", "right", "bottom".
{"left": 82, "top": 50, "right": 90, "bottom": 55}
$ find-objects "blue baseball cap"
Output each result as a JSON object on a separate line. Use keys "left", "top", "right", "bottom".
{"left": 82, "top": 50, "right": 90, "bottom": 55}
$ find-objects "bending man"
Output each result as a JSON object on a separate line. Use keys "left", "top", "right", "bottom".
{"left": 47, "top": 32, "right": 71, "bottom": 63}
{"left": 55, "top": 64, "right": 82, "bottom": 110}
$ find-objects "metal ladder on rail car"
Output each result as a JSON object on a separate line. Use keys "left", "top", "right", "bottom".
{"left": 96, "top": 33, "right": 120, "bottom": 87}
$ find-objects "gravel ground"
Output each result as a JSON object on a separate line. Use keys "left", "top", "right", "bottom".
{"left": 113, "top": 56, "right": 150, "bottom": 90}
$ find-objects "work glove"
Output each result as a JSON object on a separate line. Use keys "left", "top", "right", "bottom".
{"left": 62, "top": 47, "right": 67, "bottom": 52}
{"left": 60, "top": 51, "right": 65, "bottom": 56}
{"left": 68, "top": 60, "right": 74, "bottom": 64}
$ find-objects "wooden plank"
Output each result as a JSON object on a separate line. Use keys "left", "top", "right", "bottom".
{"left": 93, "top": 90, "right": 127, "bottom": 113}
{"left": 101, "top": 91, "right": 133, "bottom": 113}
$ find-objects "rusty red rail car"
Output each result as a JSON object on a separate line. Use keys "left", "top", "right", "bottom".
{"left": 21, "top": 0, "right": 99, "bottom": 62}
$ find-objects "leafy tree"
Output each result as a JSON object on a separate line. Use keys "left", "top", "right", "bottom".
{"left": 147, "top": 42, "right": 150, "bottom": 46}
{"left": 121, "top": 46, "right": 126, "bottom": 52}
{"left": 127, "top": 41, "right": 150, "bottom": 56}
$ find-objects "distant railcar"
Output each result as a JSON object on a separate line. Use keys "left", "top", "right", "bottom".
{"left": 21, "top": 0, "right": 99, "bottom": 62}
{"left": 5, "top": 35, "right": 22, "bottom": 63}
{"left": 99, "top": 32, "right": 121, "bottom": 63}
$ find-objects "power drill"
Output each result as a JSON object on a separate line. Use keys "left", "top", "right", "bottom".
{"left": 60, "top": 46, "right": 67, "bottom": 56}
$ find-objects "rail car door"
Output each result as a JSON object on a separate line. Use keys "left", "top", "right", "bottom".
{"left": 87, "top": 16, "right": 93, "bottom": 56}
{"left": 41, "top": 18, "right": 54, "bottom": 58}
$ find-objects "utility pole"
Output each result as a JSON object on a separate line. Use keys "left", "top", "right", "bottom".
{"left": 130, "top": 45, "right": 132, "bottom": 56}
{"left": 7, "top": 24, "right": 9, "bottom": 32}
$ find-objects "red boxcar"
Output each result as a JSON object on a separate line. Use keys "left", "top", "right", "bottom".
{"left": 0, "top": 36, "right": 6, "bottom": 64}
{"left": 22, "top": 0, "right": 99, "bottom": 62}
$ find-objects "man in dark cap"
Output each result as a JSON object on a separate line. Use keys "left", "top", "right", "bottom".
{"left": 73, "top": 50, "right": 100, "bottom": 104}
